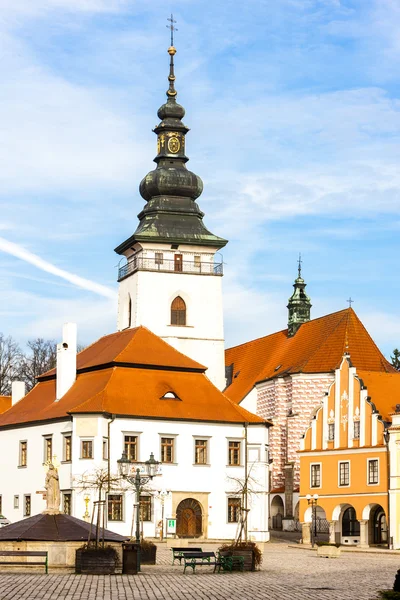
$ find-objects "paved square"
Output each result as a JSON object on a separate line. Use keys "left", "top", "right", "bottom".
{"left": 0, "top": 543, "right": 398, "bottom": 599}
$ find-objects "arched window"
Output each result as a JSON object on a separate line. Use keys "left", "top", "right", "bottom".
{"left": 171, "top": 296, "right": 186, "bottom": 326}
{"left": 342, "top": 507, "right": 360, "bottom": 536}
{"left": 128, "top": 296, "right": 132, "bottom": 328}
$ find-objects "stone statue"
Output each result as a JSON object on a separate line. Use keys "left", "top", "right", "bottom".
{"left": 44, "top": 463, "right": 61, "bottom": 513}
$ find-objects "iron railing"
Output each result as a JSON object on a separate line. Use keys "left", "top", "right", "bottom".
{"left": 118, "top": 256, "right": 223, "bottom": 281}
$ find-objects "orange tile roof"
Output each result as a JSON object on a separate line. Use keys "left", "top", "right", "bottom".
{"left": 0, "top": 396, "right": 11, "bottom": 414}
{"left": 0, "top": 328, "right": 266, "bottom": 428}
{"left": 40, "top": 326, "right": 205, "bottom": 379}
{"left": 225, "top": 308, "right": 395, "bottom": 404}
{"left": 357, "top": 370, "right": 400, "bottom": 422}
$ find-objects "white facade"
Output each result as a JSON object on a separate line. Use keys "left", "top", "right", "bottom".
{"left": 117, "top": 242, "right": 226, "bottom": 390}
{"left": 0, "top": 414, "right": 270, "bottom": 542}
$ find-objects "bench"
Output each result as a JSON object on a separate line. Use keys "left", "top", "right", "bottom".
{"left": 171, "top": 547, "right": 202, "bottom": 565}
{"left": 183, "top": 551, "right": 225, "bottom": 574}
{"left": 0, "top": 551, "right": 48, "bottom": 573}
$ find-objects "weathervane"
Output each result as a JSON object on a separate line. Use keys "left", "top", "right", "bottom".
{"left": 347, "top": 297, "right": 354, "bottom": 308}
{"left": 298, "top": 253, "right": 302, "bottom": 278}
{"left": 167, "top": 14, "right": 178, "bottom": 46}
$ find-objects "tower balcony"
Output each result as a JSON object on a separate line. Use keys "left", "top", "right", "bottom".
{"left": 118, "top": 252, "right": 223, "bottom": 282}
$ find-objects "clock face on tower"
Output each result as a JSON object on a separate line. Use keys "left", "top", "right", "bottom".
{"left": 168, "top": 136, "right": 180, "bottom": 153}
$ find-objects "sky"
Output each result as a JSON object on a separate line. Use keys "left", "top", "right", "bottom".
{"left": 0, "top": 0, "right": 399, "bottom": 359}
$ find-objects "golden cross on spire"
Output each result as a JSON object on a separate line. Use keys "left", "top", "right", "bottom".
{"left": 167, "top": 14, "right": 178, "bottom": 46}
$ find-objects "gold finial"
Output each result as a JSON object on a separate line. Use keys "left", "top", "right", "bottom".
{"left": 168, "top": 46, "right": 177, "bottom": 56}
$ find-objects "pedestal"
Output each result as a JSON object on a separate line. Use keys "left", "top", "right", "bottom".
{"left": 302, "top": 522, "right": 311, "bottom": 545}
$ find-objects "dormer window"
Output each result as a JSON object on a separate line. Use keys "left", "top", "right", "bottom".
{"left": 171, "top": 296, "right": 186, "bottom": 326}
{"left": 161, "top": 391, "right": 180, "bottom": 400}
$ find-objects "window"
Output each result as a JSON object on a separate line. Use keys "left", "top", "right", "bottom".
{"left": 103, "top": 438, "right": 109, "bottom": 460}
{"left": 228, "top": 441, "right": 241, "bottom": 466}
{"left": 353, "top": 421, "right": 360, "bottom": 440}
{"left": 328, "top": 423, "right": 335, "bottom": 441}
{"left": 44, "top": 436, "right": 52, "bottom": 463}
{"left": 155, "top": 252, "right": 163, "bottom": 265}
{"left": 310, "top": 464, "right": 321, "bottom": 488}
{"left": 194, "top": 255, "right": 201, "bottom": 271}
{"left": 128, "top": 296, "right": 132, "bottom": 327}
{"left": 342, "top": 507, "right": 360, "bottom": 536}
{"left": 124, "top": 435, "right": 138, "bottom": 461}
{"left": 24, "top": 495, "right": 31, "bottom": 517}
{"left": 81, "top": 440, "right": 93, "bottom": 459}
{"left": 174, "top": 253, "right": 183, "bottom": 272}
{"left": 63, "top": 493, "right": 72, "bottom": 515}
{"left": 108, "top": 494, "right": 123, "bottom": 521}
{"left": 140, "top": 496, "right": 152, "bottom": 521}
{"left": 64, "top": 435, "right": 72, "bottom": 462}
{"left": 368, "top": 459, "right": 379, "bottom": 484}
{"left": 228, "top": 497, "right": 241, "bottom": 523}
{"left": 195, "top": 439, "right": 208, "bottom": 465}
{"left": 161, "top": 437, "right": 174, "bottom": 463}
{"left": 171, "top": 296, "right": 186, "bottom": 326}
{"left": 14, "top": 495, "right": 19, "bottom": 509}
{"left": 339, "top": 461, "right": 350, "bottom": 486}
{"left": 19, "top": 441, "right": 27, "bottom": 467}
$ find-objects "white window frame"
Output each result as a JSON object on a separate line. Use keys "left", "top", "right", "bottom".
{"left": 14, "top": 495, "right": 19, "bottom": 509}
{"left": 328, "top": 423, "right": 335, "bottom": 441}
{"left": 19, "top": 440, "right": 27, "bottom": 467}
{"left": 43, "top": 435, "right": 53, "bottom": 464}
{"left": 107, "top": 493, "right": 125, "bottom": 522}
{"left": 103, "top": 437, "right": 109, "bottom": 461}
{"left": 338, "top": 460, "right": 350, "bottom": 487}
{"left": 227, "top": 495, "right": 241, "bottom": 524}
{"left": 227, "top": 438, "right": 242, "bottom": 467}
{"left": 367, "top": 457, "right": 379, "bottom": 486}
{"left": 353, "top": 420, "right": 360, "bottom": 440}
{"left": 193, "top": 437, "right": 210, "bottom": 465}
{"left": 310, "top": 462, "right": 322, "bottom": 489}
{"left": 159, "top": 434, "right": 177, "bottom": 464}
{"left": 62, "top": 432, "right": 72, "bottom": 463}
{"left": 122, "top": 432, "right": 141, "bottom": 462}
{"left": 80, "top": 438, "right": 94, "bottom": 460}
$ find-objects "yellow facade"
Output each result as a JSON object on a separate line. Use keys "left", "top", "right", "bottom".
{"left": 299, "top": 355, "right": 389, "bottom": 547}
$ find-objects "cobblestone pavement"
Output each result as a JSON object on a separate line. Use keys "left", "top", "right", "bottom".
{"left": 0, "top": 543, "right": 398, "bottom": 600}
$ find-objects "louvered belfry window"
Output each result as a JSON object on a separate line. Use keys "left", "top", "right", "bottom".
{"left": 171, "top": 296, "right": 186, "bottom": 326}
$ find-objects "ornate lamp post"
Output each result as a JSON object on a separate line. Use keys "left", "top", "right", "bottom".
{"left": 118, "top": 451, "right": 161, "bottom": 571}
{"left": 306, "top": 493, "right": 319, "bottom": 547}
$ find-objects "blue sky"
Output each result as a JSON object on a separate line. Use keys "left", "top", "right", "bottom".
{"left": 0, "top": 0, "right": 399, "bottom": 359}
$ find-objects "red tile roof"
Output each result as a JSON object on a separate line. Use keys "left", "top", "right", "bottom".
{"left": 0, "top": 327, "right": 266, "bottom": 428}
{"left": 358, "top": 370, "right": 400, "bottom": 421}
{"left": 0, "top": 396, "right": 11, "bottom": 414}
{"left": 225, "top": 308, "right": 395, "bottom": 404}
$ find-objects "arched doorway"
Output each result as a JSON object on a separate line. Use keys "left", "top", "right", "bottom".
{"left": 370, "top": 505, "right": 387, "bottom": 545}
{"left": 270, "top": 495, "right": 284, "bottom": 530}
{"left": 176, "top": 498, "right": 203, "bottom": 538}
{"left": 342, "top": 507, "right": 360, "bottom": 537}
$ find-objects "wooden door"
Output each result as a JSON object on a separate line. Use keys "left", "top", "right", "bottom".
{"left": 176, "top": 498, "right": 202, "bottom": 538}
{"left": 174, "top": 254, "right": 183, "bottom": 272}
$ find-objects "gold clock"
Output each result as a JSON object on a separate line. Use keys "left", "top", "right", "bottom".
{"left": 168, "top": 136, "right": 180, "bottom": 153}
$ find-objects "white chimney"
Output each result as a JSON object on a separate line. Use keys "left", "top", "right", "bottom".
{"left": 56, "top": 322, "right": 77, "bottom": 401}
{"left": 12, "top": 381, "right": 25, "bottom": 405}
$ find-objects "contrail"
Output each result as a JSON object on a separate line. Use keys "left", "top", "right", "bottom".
{"left": 0, "top": 236, "right": 116, "bottom": 299}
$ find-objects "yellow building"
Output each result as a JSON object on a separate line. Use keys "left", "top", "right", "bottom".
{"left": 298, "top": 353, "right": 400, "bottom": 548}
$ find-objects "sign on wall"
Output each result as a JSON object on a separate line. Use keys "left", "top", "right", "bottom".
{"left": 166, "top": 518, "right": 176, "bottom": 535}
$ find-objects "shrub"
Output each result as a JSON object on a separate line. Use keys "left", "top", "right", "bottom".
{"left": 218, "top": 541, "right": 263, "bottom": 567}
{"left": 140, "top": 539, "right": 156, "bottom": 550}
{"left": 378, "top": 592, "right": 400, "bottom": 599}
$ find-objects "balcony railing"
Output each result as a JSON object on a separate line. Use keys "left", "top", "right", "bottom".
{"left": 118, "top": 256, "right": 223, "bottom": 281}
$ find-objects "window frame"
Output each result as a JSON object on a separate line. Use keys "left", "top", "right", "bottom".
{"left": 108, "top": 494, "right": 124, "bottom": 522}
{"left": 155, "top": 252, "right": 164, "bottom": 266}
{"left": 63, "top": 433, "right": 72, "bottom": 463}
{"left": 367, "top": 458, "right": 379, "bottom": 485}
{"left": 62, "top": 491, "right": 72, "bottom": 515}
{"left": 124, "top": 434, "right": 139, "bottom": 462}
{"left": 328, "top": 423, "right": 335, "bottom": 441}
{"left": 43, "top": 435, "right": 53, "bottom": 464}
{"left": 227, "top": 439, "right": 242, "bottom": 466}
{"left": 14, "top": 495, "right": 19, "bottom": 509}
{"left": 160, "top": 436, "right": 175, "bottom": 464}
{"left": 19, "top": 440, "right": 27, "bottom": 467}
{"left": 170, "top": 296, "right": 186, "bottom": 326}
{"left": 353, "top": 420, "right": 360, "bottom": 440}
{"left": 194, "top": 438, "right": 208, "bottom": 465}
{"left": 24, "top": 494, "right": 31, "bottom": 517}
{"left": 227, "top": 496, "right": 241, "bottom": 523}
{"left": 139, "top": 495, "right": 152, "bottom": 522}
{"left": 80, "top": 438, "right": 94, "bottom": 460}
{"left": 103, "top": 437, "right": 109, "bottom": 461}
{"left": 310, "top": 462, "right": 322, "bottom": 489}
{"left": 338, "top": 460, "right": 350, "bottom": 487}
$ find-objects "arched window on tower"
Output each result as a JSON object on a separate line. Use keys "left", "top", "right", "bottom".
{"left": 171, "top": 296, "right": 186, "bottom": 326}
{"left": 128, "top": 296, "right": 132, "bottom": 328}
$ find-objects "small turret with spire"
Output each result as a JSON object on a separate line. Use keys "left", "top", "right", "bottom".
{"left": 287, "top": 255, "right": 312, "bottom": 337}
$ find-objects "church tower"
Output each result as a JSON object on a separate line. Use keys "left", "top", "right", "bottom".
{"left": 287, "top": 256, "right": 312, "bottom": 337}
{"left": 115, "top": 41, "right": 228, "bottom": 389}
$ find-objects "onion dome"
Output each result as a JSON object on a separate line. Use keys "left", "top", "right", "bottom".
{"left": 287, "top": 255, "right": 312, "bottom": 337}
{"left": 115, "top": 44, "right": 227, "bottom": 254}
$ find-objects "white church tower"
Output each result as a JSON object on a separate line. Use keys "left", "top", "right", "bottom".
{"left": 115, "top": 43, "right": 228, "bottom": 390}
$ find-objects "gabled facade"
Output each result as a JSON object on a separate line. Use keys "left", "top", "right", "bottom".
{"left": 299, "top": 355, "right": 398, "bottom": 547}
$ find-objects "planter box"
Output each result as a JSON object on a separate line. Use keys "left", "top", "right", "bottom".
{"left": 220, "top": 549, "right": 255, "bottom": 571}
{"left": 75, "top": 548, "right": 117, "bottom": 574}
{"left": 317, "top": 546, "right": 341, "bottom": 559}
{"left": 141, "top": 545, "right": 157, "bottom": 565}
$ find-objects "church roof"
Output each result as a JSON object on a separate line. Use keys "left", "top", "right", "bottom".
{"left": 0, "top": 395, "right": 11, "bottom": 414}
{"left": 0, "top": 326, "right": 265, "bottom": 428}
{"left": 357, "top": 370, "right": 400, "bottom": 422}
{"left": 0, "top": 513, "right": 126, "bottom": 542}
{"left": 225, "top": 308, "right": 396, "bottom": 404}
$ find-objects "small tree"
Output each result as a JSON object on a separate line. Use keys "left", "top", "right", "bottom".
{"left": 18, "top": 338, "right": 57, "bottom": 391}
{"left": 226, "top": 466, "right": 263, "bottom": 544}
{"left": 391, "top": 349, "right": 400, "bottom": 371}
{"left": 0, "top": 333, "right": 21, "bottom": 395}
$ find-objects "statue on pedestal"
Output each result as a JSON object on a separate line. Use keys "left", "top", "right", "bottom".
{"left": 43, "top": 463, "right": 61, "bottom": 514}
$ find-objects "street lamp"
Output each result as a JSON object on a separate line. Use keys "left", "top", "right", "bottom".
{"left": 306, "top": 493, "right": 319, "bottom": 548}
{"left": 117, "top": 451, "right": 161, "bottom": 571}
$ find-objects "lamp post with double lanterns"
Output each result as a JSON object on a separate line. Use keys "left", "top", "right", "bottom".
{"left": 117, "top": 451, "right": 161, "bottom": 571}
{"left": 306, "top": 493, "right": 319, "bottom": 547}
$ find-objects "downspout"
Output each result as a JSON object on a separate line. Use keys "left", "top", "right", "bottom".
{"left": 107, "top": 414, "right": 116, "bottom": 492}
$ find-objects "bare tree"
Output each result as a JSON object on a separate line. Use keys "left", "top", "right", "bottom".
{"left": 18, "top": 338, "right": 57, "bottom": 391}
{"left": 227, "top": 466, "right": 263, "bottom": 544}
{"left": 0, "top": 333, "right": 21, "bottom": 395}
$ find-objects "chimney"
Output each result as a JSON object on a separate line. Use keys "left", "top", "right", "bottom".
{"left": 56, "top": 323, "right": 77, "bottom": 401}
{"left": 12, "top": 381, "right": 26, "bottom": 405}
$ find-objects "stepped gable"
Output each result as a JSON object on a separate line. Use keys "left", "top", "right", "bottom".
{"left": 0, "top": 327, "right": 266, "bottom": 428}
{"left": 357, "top": 370, "right": 400, "bottom": 421}
{"left": 0, "top": 395, "right": 11, "bottom": 414}
{"left": 225, "top": 308, "right": 396, "bottom": 404}
{"left": 0, "top": 513, "right": 126, "bottom": 542}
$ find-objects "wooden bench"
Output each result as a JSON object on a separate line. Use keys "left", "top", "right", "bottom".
{"left": 0, "top": 551, "right": 48, "bottom": 573}
{"left": 171, "top": 547, "right": 202, "bottom": 565}
{"left": 183, "top": 551, "right": 223, "bottom": 574}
